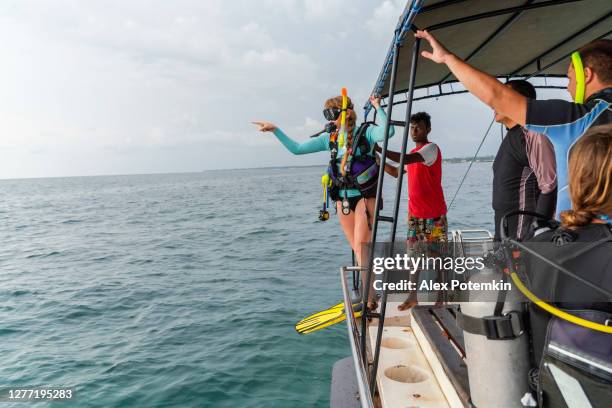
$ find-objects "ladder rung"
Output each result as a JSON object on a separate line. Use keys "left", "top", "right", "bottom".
{"left": 389, "top": 120, "right": 407, "bottom": 127}
{"left": 377, "top": 215, "right": 395, "bottom": 223}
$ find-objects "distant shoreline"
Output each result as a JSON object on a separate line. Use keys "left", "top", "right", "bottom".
{"left": 213, "top": 156, "right": 495, "bottom": 172}
{"left": 443, "top": 155, "right": 494, "bottom": 163}
{"left": 0, "top": 158, "right": 494, "bottom": 181}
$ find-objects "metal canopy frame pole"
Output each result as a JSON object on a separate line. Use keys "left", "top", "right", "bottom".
{"left": 359, "top": 33, "right": 402, "bottom": 365}
{"left": 426, "top": 0, "right": 580, "bottom": 32}
{"left": 369, "top": 38, "right": 422, "bottom": 395}
{"left": 420, "top": 0, "right": 469, "bottom": 14}
{"left": 437, "top": 0, "right": 533, "bottom": 86}
{"left": 510, "top": 12, "right": 611, "bottom": 76}
{"left": 382, "top": 84, "right": 567, "bottom": 104}
{"left": 522, "top": 29, "right": 612, "bottom": 80}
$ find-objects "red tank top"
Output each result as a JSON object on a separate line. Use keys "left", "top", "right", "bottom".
{"left": 405, "top": 142, "right": 447, "bottom": 219}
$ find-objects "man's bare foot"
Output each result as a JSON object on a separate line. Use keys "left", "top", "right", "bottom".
{"left": 366, "top": 301, "right": 378, "bottom": 322}
{"left": 398, "top": 299, "right": 418, "bottom": 311}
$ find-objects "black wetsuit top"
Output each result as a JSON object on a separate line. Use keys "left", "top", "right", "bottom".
{"left": 492, "top": 125, "right": 538, "bottom": 240}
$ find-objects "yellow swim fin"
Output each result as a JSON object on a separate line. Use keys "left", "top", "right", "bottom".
{"left": 295, "top": 302, "right": 362, "bottom": 335}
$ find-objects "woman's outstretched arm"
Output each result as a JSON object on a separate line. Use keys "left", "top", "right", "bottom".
{"left": 252, "top": 121, "right": 328, "bottom": 155}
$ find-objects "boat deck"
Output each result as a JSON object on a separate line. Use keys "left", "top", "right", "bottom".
{"left": 411, "top": 306, "right": 470, "bottom": 407}
{"left": 363, "top": 301, "right": 469, "bottom": 408}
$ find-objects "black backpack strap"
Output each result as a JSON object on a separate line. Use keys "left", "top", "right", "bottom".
{"left": 345, "top": 123, "right": 373, "bottom": 176}
{"left": 327, "top": 135, "right": 340, "bottom": 185}
{"left": 456, "top": 310, "right": 525, "bottom": 340}
{"left": 328, "top": 137, "right": 338, "bottom": 157}
{"left": 353, "top": 122, "right": 375, "bottom": 156}
{"left": 494, "top": 272, "right": 508, "bottom": 316}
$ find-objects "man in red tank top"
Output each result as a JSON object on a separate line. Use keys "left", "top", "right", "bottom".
{"left": 376, "top": 112, "right": 448, "bottom": 310}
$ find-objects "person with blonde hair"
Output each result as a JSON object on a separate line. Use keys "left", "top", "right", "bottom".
{"left": 253, "top": 94, "right": 394, "bottom": 309}
{"left": 559, "top": 124, "right": 612, "bottom": 229}
{"left": 524, "top": 125, "right": 612, "bottom": 406}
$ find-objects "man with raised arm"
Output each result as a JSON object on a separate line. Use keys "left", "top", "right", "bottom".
{"left": 414, "top": 31, "right": 611, "bottom": 216}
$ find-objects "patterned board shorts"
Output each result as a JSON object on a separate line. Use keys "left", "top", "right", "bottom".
{"left": 407, "top": 215, "right": 448, "bottom": 253}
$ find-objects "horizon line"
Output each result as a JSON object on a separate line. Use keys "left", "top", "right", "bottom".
{"left": 0, "top": 156, "right": 494, "bottom": 182}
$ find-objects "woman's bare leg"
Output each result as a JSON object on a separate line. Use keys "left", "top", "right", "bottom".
{"left": 336, "top": 201, "right": 356, "bottom": 253}
{"left": 354, "top": 198, "right": 377, "bottom": 308}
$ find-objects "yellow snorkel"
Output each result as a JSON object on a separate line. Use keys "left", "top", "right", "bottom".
{"left": 571, "top": 51, "right": 585, "bottom": 104}
{"left": 319, "top": 87, "right": 350, "bottom": 219}
{"left": 338, "top": 87, "right": 348, "bottom": 148}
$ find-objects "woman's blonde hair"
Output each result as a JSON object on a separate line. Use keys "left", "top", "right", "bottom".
{"left": 325, "top": 96, "right": 358, "bottom": 176}
{"left": 560, "top": 124, "right": 612, "bottom": 228}
{"left": 324, "top": 96, "right": 357, "bottom": 143}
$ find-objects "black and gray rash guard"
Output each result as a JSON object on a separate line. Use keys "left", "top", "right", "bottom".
{"left": 492, "top": 125, "right": 557, "bottom": 240}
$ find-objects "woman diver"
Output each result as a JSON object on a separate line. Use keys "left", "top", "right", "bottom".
{"left": 253, "top": 94, "right": 394, "bottom": 309}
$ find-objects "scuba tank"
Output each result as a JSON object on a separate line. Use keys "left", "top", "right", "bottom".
{"left": 455, "top": 213, "right": 533, "bottom": 406}
{"left": 457, "top": 263, "right": 531, "bottom": 407}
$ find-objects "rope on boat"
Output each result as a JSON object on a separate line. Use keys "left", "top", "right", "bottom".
{"left": 447, "top": 114, "right": 496, "bottom": 211}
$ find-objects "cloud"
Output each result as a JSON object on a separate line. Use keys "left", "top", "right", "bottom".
{"left": 0, "top": 0, "right": 568, "bottom": 179}
{"left": 366, "top": 0, "right": 405, "bottom": 38}
{"left": 304, "top": 0, "right": 356, "bottom": 21}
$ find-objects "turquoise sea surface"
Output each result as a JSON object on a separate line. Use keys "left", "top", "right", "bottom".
{"left": 0, "top": 163, "right": 493, "bottom": 407}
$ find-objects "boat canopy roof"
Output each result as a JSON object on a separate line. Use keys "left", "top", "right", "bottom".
{"left": 373, "top": 0, "right": 612, "bottom": 101}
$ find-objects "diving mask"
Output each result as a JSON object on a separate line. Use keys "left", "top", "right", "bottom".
{"left": 323, "top": 107, "right": 341, "bottom": 121}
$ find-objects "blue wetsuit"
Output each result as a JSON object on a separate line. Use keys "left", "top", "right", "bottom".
{"left": 525, "top": 88, "right": 611, "bottom": 216}
{"left": 272, "top": 107, "right": 395, "bottom": 198}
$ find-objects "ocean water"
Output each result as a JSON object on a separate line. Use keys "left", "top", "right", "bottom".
{"left": 0, "top": 163, "right": 493, "bottom": 407}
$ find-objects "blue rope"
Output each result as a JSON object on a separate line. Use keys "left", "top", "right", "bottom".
{"left": 364, "top": 0, "right": 423, "bottom": 116}
{"left": 396, "top": 2, "right": 421, "bottom": 45}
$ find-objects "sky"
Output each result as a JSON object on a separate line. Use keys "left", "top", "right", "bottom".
{"left": 0, "top": 0, "right": 571, "bottom": 179}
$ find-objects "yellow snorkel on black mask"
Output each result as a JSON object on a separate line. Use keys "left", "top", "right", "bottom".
{"left": 571, "top": 51, "right": 586, "bottom": 104}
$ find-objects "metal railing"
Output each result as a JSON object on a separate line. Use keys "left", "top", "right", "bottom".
{"left": 340, "top": 267, "right": 374, "bottom": 408}
{"left": 359, "top": 1, "right": 425, "bottom": 393}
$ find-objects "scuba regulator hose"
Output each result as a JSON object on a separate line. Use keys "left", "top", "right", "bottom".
{"left": 500, "top": 211, "right": 612, "bottom": 334}
{"left": 509, "top": 271, "right": 612, "bottom": 333}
